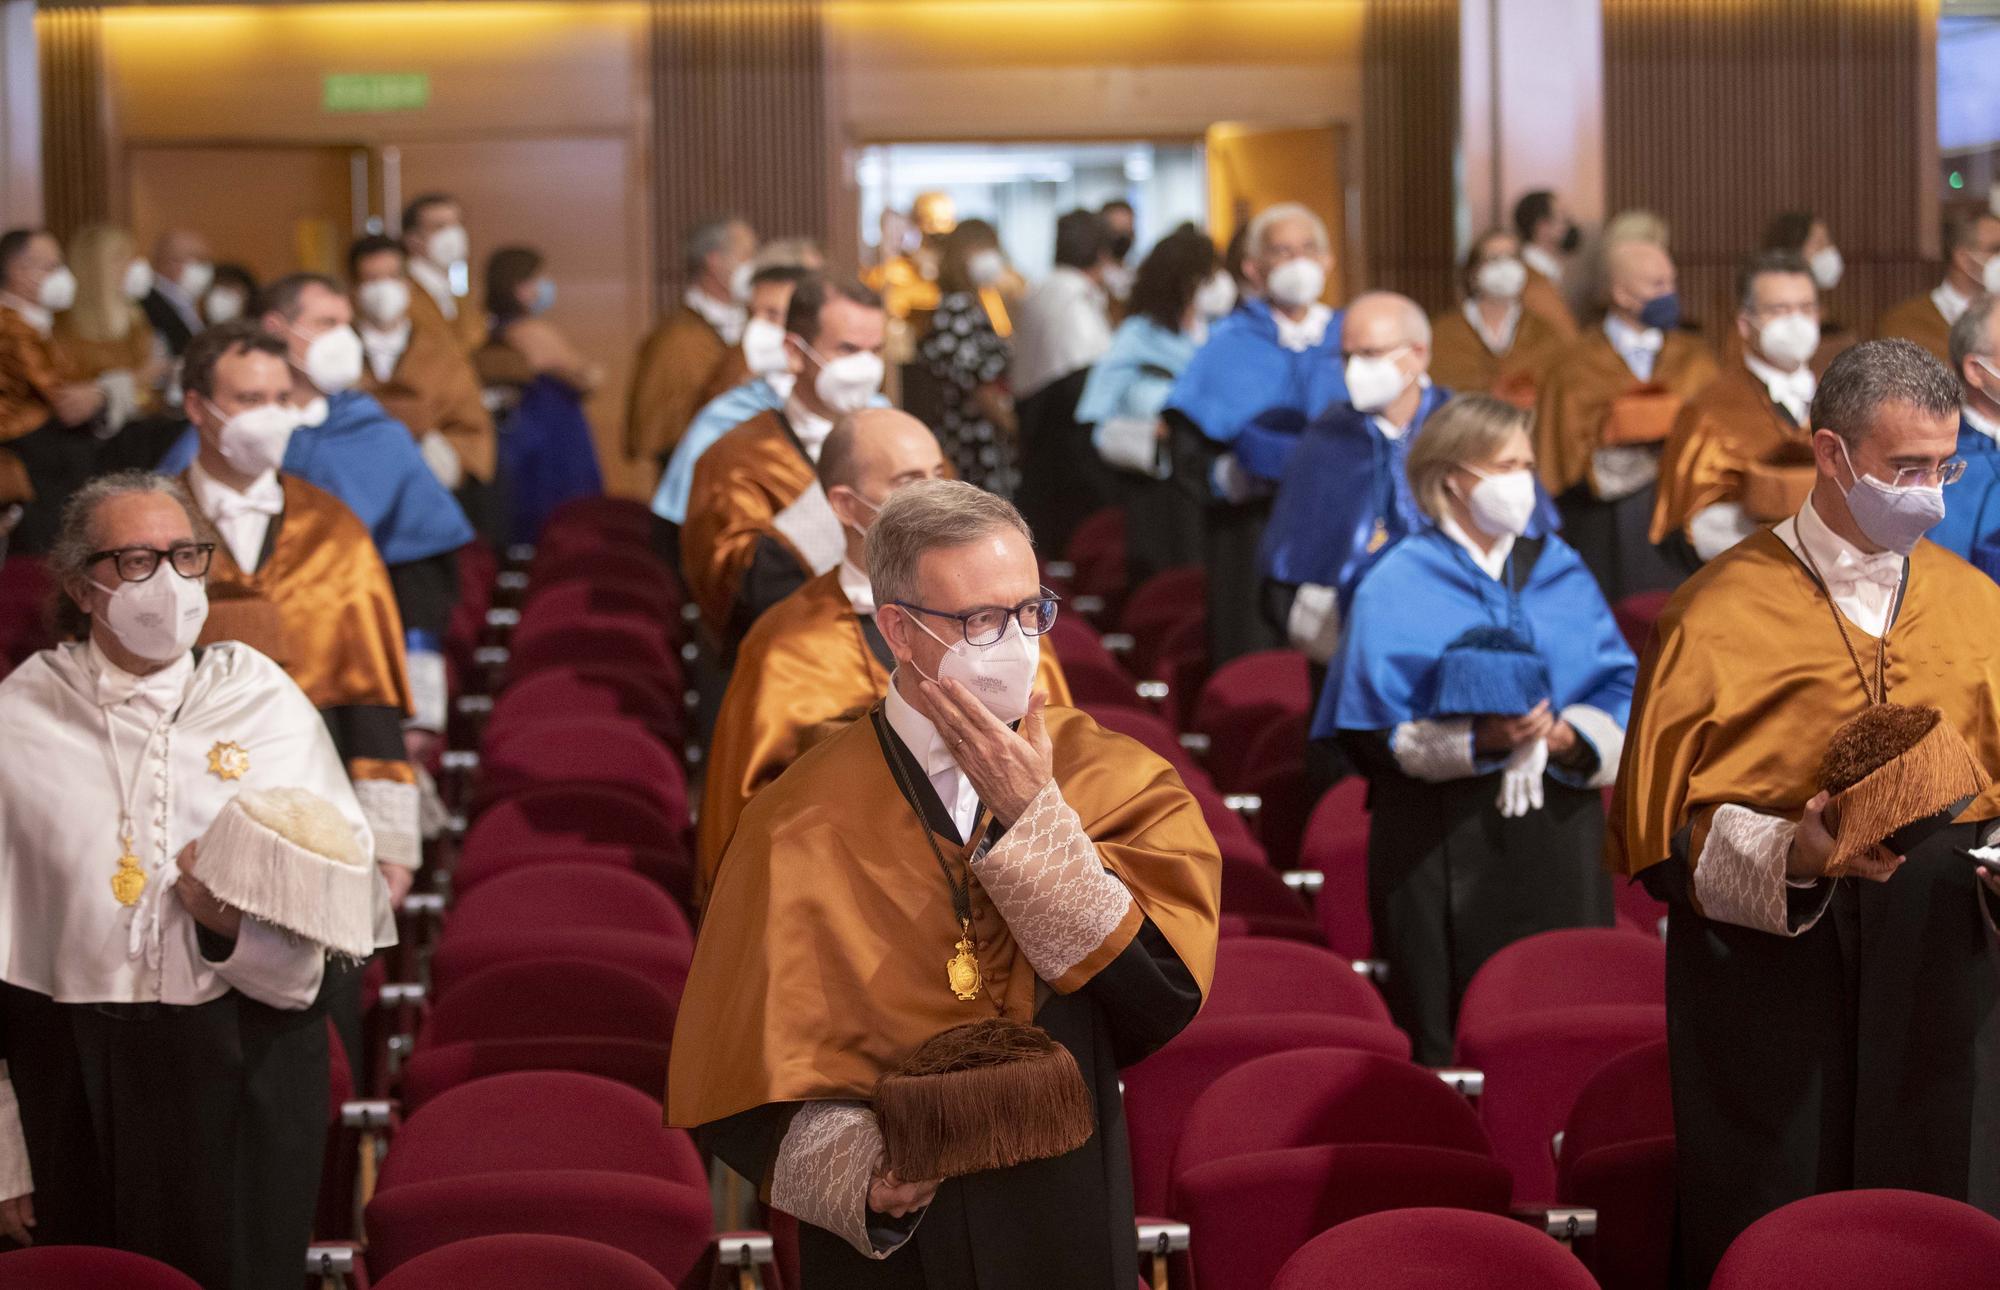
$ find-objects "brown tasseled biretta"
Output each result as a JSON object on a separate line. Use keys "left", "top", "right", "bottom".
{"left": 873, "top": 1018, "right": 1096, "bottom": 1181}
{"left": 1817, "top": 704, "right": 1991, "bottom": 874}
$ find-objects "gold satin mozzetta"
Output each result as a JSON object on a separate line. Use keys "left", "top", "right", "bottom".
{"left": 695, "top": 567, "right": 1073, "bottom": 901}
{"left": 679, "top": 409, "right": 816, "bottom": 635}
{"left": 626, "top": 303, "right": 732, "bottom": 465}
{"left": 1651, "top": 363, "right": 1813, "bottom": 544}
{"left": 190, "top": 473, "right": 414, "bottom": 719}
{"left": 1608, "top": 530, "right": 2000, "bottom": 891}
{"left": 667, "top": 705, "right": 1221, "bottom": 1129}
{"left": 1875, "top": 293, "right": 1953, "bottom": 366}
{"left": 1428, "top": 305, "right": 1569, "bottom": 410}
{"left": 406, "top": 281, "right": 489, "bottom": 358}
{"left": 364, "top": 314, "right": 498, "bottom": 482}
{"left": 1534, "top": 329, "right": 1719, "bottom": 497}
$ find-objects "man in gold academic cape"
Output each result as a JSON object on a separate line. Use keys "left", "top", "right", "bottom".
{"left": 1877, "top": 209, "right": 2000, "bottom": 366}
{"left": 1651, "top": 251, "right": 1823, "bottom": 569}
{"left": 626, "top": 216, "right": 758, "bottom": 481}
{"left": 694, "top": 409, "right": 1072, "bottom": 903}
{"left": 670, "top": 480, "right": 1220, "bottom": 1288}
{"left": 1610, "top": 339, "right": 2000, "bottom": 1288}
{"left": 1534, "top": 238, "right": 1717, "bottom": 601}
{"left": 680, "top": 275, "right": 887, "bottom": 650}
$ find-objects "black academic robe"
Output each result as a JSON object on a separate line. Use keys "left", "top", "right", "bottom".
{"left": 697, "top": 717, "right": 1204, "bottom": 1289}
{"left": 1163, "top": 411, "right": 1280, "bottom": 664}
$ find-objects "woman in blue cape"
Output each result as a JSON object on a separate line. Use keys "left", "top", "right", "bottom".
{"left": 1319, "top": 394, "right": 1637, "bottom": 1063}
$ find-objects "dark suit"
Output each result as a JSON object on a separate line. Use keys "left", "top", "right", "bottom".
{"left": 141, "top": 285, "right": 203, "bottom": 357}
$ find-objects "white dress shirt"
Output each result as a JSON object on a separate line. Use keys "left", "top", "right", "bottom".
{"left": 884, "top": 674, "right": 982, "bottom": 841}
{"left": 684, "top": 286, "right": 747, "bottom": 348}
{"left": 188, "top": 459, "right": 284, "bottom": 574}
{"left": 1372, "top": 378, "right": 1434, "bottom": 442}
{"left": 1274, "top": 303, "right": 1334, "bottom": 354}
{"left": 1604, "top": 315, "right": 1666, "bottom": 383}
{"left": 838, "top": 557, "right": 876, "bottom": 617}
{"left": 360, "top": 319, "right": 413, "bottom": 385}
{"left": 783, "top": 395, "right": 836, "bottom": 462}
{"left": 408, "top": 258, "right": 460, "bottom": 322}
{"left": 1522, "top": 244, "right": 1565, "bottom": 286}
{"left": 1933, "top": 281, "right": 1973, "bottom": 329}
{"left": 1439, "top": 513, "right": 1515, "bottom": 581}
{"left": 1745, "top": 352, "right": 1817, "bottom": 426}
{"left": 1010, "top": 266, "right": 1113, "bottom": 400}
{"left": 1464, "top": 299, "right": 1522, "bottom": 355}
{"left": 0, "top": 292, "right": 52, "bottom": 337}
{"left": 1775, "top": 492, "right": 1903, "bottom": 639}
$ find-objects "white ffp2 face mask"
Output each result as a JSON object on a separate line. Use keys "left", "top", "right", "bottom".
{"left": 300, "top": 324, "right": 364, "bottom": 395}
{"left": 1344, "top": 348, "right": 1413, "bottom": 414}
{"left": 357, "top": 277, "right": 412, "bottom": 327}
{"left": 810, "top": 349, "right": 885, "bottom": 416}
{"left": 1809, "top": 246, "right": 1844, "bottom": 291}
{"left": 1194, "top": 271, "right": 1237, "bottom": 320}
{"left": 122, "top": 258, "right": 156, "bottom": 302}
{"left": 905, "top": 612, "right": 1041, "bottom": 727}
{"left": 38, "top": 267, "right": 77, "bottom": 313}
{"left": 211, "top": 399, "right": 300, "bottom": 478}
{"left": 425, "top": 225, "right": 469, "bottom": 269}
{"left": 1463, "top": 468, "right": 1539, "bottom": 538}
{"left": 742, "top": 317, "right": 790, "bottom": 376}
{"left": 1757, "top": 313, "right": 1820, "bottom": 369}
{"left": 91, "top": 568, "right": 209, "bottom": 663}
{"left": 1474, "top": 257, "right": 1528, "bottom": 301}
{"left": 178, "top": 261, "right": 215, "bottom": 300}
{"left": 1265, "top": 257, "right": 1326, "bottom": 309}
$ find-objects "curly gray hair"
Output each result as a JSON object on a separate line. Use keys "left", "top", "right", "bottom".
{"left": 49, "top": 471, "right": 202, "bottom": 639}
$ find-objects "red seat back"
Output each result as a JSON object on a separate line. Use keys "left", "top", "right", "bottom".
{"left": 372, "top": 1233, "right": 676, "bottom": 1290}
{"left": 1118, "top": 565, "right": 1206, "bottom": 676}
{"left": 1217, "top": 858, "right": 1320, "bottom": 943}
{"left": 485, "top": 665, "right": 686, "bottom": 751}
{"left": 1612, "top": 590, "right": 1671, "bottom": 658}
{"left": 1121, "top": 1013, "right": 1412, "bottom": 1217}
{"left": 451, "top": 840, "right": 692, "bottom": 910}
{"left": 1299, "top": 777, "right": 1373, "bottom": 959}
{"left": 445, "top": 865, "right": 693, "bottom": 945}
{"left": 422, "top": 957, "right": 678, "bottom": 1047}
{"left": 401, "top": 1038, "right": 670, "bottom": 1113}
{"left": 1271, "top": 1207, "right": 1599, "bottom": 1290}
{"left": 1192, "top": 650, "right": 1311, "bottom": 789}
{"left": 430, "top": 928, "right": 693, "bottom": 1002}
{"left": 522, "top": 573, "right": 681, "bottom": 623}
{"left": 1711, "top": 1190, "right": 2000, "bottom": 1290}
{"left": 476, "top": 719, "right": 688, "bottom": 829}
{"left": 0, "top": 1247, "right": 205, "bottom": 1289}
{"left": 503, "top": 624, "right": 677, "bottom": 689}
{"left": 1204, "top": 938, "right": 1392, "bottom": 1024}
{"left": 1457, "top": 929, "right": 1665, "bottom": 1031}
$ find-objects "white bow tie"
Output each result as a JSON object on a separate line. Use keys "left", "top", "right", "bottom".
{"left": 1825, "top": 549, "right": 1903, "bottom": 594}
{"left": 1766, "top": 370, "right": 1816, "bottom": 408}
{"left": 96, "top": 664, "right": 186, "bottom": 713}
{"left": 210, "top": 487, "right": 283, "bottom": 523}
{"left": 1623, "top": 328, "right": 1665, "bottom": 355}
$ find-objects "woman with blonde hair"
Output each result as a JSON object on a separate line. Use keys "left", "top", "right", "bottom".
{"left": 1316, "top": 393, "right": 1636, "bottom": 1063}
{"left": 51, "top": 224, "right": 167, "bottom": 434}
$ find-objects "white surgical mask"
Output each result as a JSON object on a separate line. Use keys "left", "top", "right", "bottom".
{"left": 742, "top": 318, "right": 790, "bottom": 377}
{"left": 425, "top": 225, "right": 469, "bottom": 269}
{"left": 210, "top": 399, "right": 299, "bottom": 478}
{"left": 1983, "top": 253, "right": 2000, "bottom": 297}
{"left": 203, "top": 289, "right": 244, "bottom": 325}
{"left": 1265, "top": 257, "right": 1326, "bottom": 309}
{"left": 178, "top": 261, "right": 215, "bottom": 300}
{"left": 121, "top": 258, "right": 155, "bottom": 302}
{"left": 299, "top": 324, "right": 364, "bottom": 395}
{"left": 728, "top": 260, "right": 755, "bottom": 304}
{"left": 1463, "top": 468, "right": 1538, "bottom": 538}
{"left": 357, "top": 277, "right": 412, "bottom": 327}
{"left": 1474, "top": 257, "right": 1528, "bottom": 301}
{"left": 906, "top": 612, "right": 1042, "bottom": 727}
{"left": 1836, "top": 437, "right": 1945, "bottom": 556}
{"left": 91, "top": 568, "right": 209, "bottom": 663}
{"left": 1194, "top": 271, "right": 1237, "bottom": 321}
{"left": 1757, "top": 313, "right": 1820, "bottom": 369}
{"left": 1809, "top": 246, "right": 1844, "bottom": 291}
{"left": 1345, "top": 348, "right": 1413, "bottom": 414}
{"left": 808, "top": 347, "right": 885, "bottom": 416}
{"left": 968, "top": 249, "right": 1006, "bottom": 288}
{"left": 38, "top": 266, "right": 77, "bottom": 313}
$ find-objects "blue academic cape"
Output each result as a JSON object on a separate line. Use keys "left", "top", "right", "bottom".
{"left": 157, "top": 391, "right": 473, "bottom": 564}
{"left": 1317, "top": 526, "right": 1636, "bottom": 757}
{"left": 1164, "top": 298, "right": 1347, "bottom": 483}
{"left": 1933, "top": 417, "right": 2000, "bottom": 566}
{"left": 652, "top": 378, "right": 787, "bottom": 525}
{"left": 1075, "top": 316, "right": 1197, "bottom": 427}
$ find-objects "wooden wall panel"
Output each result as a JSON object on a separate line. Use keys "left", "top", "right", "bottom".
{"left": 37, "top": 3, "right": 108, "bottom": 242}
{"left": 651, "top": 0, "right": 829, "bottom": 302}
{"left": 1363, "top": 0, "right": 1460, "bottom": 312}
{"left": 1604, "top": 0, "right": 1936, "bottom": 340}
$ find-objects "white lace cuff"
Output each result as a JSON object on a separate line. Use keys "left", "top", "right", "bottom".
{"left": 1688, "top": 501, "right": 1759, "bottom": 562}
{"left": 1286, "top": 584, "right": 1343, "bottom": 664}
{"left": 1560, "top": 704, "right": 1626, "bottom": 790}
{"left": 1692, "top": 805, "right": 1833, "bottom": 937}
{"left": 405, "top": 649, "right": 447, "bottom": 733}
{"left": 0, "top": 1067, "right": 31, "bottom": 1202}
{"left": 1591, "top": 444, "right": 1660, "bottom": 500}
{"left": 1391, "top": 718, "right": 1479, "bottom": 783}
{"left": 972, "top": 781, "right": 1139, "bottom": 993}
{"left": 352, "top": 776, "right": 417, "bottom": 869}
{"left": 771, "top": 1102, "right": 921, "bottom": 1259}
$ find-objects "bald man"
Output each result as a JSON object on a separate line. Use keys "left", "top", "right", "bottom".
{"left": 141, "top": 230, "right": 215, "bottom": 358}
{"left": 694, "top": 408, "right": 1071, "bottom": 902}
{"left": 1534, "top": 238, "right": 1717, "bottom": 600}
{"left": 1261, "top": 292, "right": 1456, "bottom": 668}
{"left": 1878, "top": 211, "right": 2000, "bottom": 364}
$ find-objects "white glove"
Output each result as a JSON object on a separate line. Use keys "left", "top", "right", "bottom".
{"left": 1094, "top": 416, "right": 1164, "bottom": 475}
{"left": 1496, "top": 738, "right": 1548, "bottom": 818}
{"left": 1210, "top": 453, "right": 1262, "bottom": 504}
{"left": 95, "top": 370, "right": 140, "bottom": 437}
{"left": 419, "top": 431, "right": 465, "bottom": 490}
{"left": 1286, "top": 583, "right": 1343, "bottom": 664}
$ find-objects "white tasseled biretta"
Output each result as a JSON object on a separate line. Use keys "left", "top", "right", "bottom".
{"left": 197, "top": 787, "right": 376, "bottom": 959}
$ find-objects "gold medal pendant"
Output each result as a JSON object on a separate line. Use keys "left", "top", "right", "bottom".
{"left": 946, "top": 918, "right": 983, "bottom": 1001}
{"left": 111, "top": 836, "right": 146, "bottom": 907}
{"left": 1367, "top": 518, "right": 1389, "bottom": 553}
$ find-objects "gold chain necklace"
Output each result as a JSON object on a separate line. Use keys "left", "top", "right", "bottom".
{"left": 872, "top": 705, "right": 986, "bottom": 1002}
{"left": 1796, "top": 537, "right": 1895, "bottom": 706}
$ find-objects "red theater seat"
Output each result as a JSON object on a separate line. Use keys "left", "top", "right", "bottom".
{"left": 1711, "top": 1190, "right": 2000, "bottom": 1290}
{"left": 1271, "top": 1208, "right": 1599, "bottom": 1290}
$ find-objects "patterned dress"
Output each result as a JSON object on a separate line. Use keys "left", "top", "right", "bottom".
{"left": 920, "top": 290, "right": 1015, "bottom": 495}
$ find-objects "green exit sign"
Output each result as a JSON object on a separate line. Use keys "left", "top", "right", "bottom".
{"left": 322, "top": 73, "right": 430, "bottom": 113}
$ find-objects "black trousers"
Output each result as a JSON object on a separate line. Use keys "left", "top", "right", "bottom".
{"left": 5, "top": 421, "right": 98, "bottom": 554}
{"left": 1, "top": 980, "right": 328, "bottom": 1290}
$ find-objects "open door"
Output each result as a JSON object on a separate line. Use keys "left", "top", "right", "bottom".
{"left": 1204, "top": 123, "right": 1348, "bottom": 303}
{"left": 127, "top": 144, "right": 370, "bottom": 282}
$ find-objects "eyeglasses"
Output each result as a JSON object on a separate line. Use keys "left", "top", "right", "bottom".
{"left": 890, "top": 588, "right": 1060, "bottom": 646}
{"left": 1889, "top": 460, "right": 1967, "bottom": 488}
{"left": 86, "top": 543, "right": 215, "bottom": 584}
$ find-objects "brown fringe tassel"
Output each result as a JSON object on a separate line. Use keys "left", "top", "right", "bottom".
{"left": 874, "top": 1019, "right": 1096, "bottom": 1181}
{"left": 1820, "top": 708, "right": 1991, "bottom": 872}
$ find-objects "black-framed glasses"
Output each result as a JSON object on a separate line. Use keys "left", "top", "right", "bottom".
{"left": 891, "top": 587, "right": 1060, "bottom": 646}
{"left": 86, "top": 543, "right": 215, "bottom": 584}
